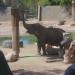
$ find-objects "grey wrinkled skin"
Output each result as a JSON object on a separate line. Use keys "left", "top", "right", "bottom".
{"left": 24, "top": 23, "right": 65, "bottom": 56}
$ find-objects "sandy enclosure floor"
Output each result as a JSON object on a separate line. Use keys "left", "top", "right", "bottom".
{"left": 0, "top": 44, "right": 71, "bottom": 75}
{"left": 0, "top": 20, "right": 74, "bottom": 75}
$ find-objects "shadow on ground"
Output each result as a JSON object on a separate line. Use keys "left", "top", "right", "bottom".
{"left": 19, "top": 53, "right": 63, "bottom": 63}
{"left": 46, "top": 47, "right": 64, "bottom": 63}
{"left": 19, "top": 55, "right": 41, "bottom": 58}
{"left": 46, "top": 55, "right": 63, "bottom": 63}
{"left": 13, "top": 69, "right": 64, "bottom": 75}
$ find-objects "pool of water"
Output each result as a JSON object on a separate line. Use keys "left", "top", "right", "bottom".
{"left": 0, "top": 35, "right": 37, "bottom": 46}
{"left": 20, "top": 35, "right": 37, "bottom": 45}
{"left": 20, "top": 37, "right": 30, "bottom": 46}
{"left": 0, "top": 32, "right": 74, "bottom": 47}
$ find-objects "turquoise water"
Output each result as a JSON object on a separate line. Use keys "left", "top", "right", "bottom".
{"left": 20, "top": 35, "right": 37, "bottom": 45}
{"left": 0, "top": 32, "right": 74, "bottom": 46}
{"left": 0, "top": 35, "right": 37, "bottom": 46}
{"left": 20, "top": 37, "right": 29, "bottom": 45}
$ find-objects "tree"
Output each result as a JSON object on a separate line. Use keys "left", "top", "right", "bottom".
{"left": 18, "top": 0, "right": 49, "bottom": 21}
{"left": 71, "top": 0, "right": 75, "bottom": 25}
{"left": 48, "top": 0, "right": 60, "bottom": 5}
{"left": 0, "top": 0, "right": 4, "bottom": 6}
{"left": 48, "top": 0, "right": 71, "bottom": 6}
{"left": 60, "top": 0, "right": 71, "bottom": 6}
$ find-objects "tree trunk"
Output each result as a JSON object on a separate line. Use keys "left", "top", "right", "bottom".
{"left": 71, "top": 0, "right": 75, "bottom": 27}
{"left": 72, "top": 0, "right": 75, "bottom": 22}
{"left": 72, "top": 0, "right": 75, "bottom": 40}
{"left": 38, "top": 5, "right": 42, "bottom": 21}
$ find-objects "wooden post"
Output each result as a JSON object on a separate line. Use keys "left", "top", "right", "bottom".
{"left": 6, "top": 0, "right": 20, "bottom": 62}
{"left": 11, "top": 0, "right": 20, "bottom": 60}
{"left": 11, "top": 8, "right": 20, "bottom": 58}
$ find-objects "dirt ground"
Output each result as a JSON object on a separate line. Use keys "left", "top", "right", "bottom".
{"left": 0, "top": 20, "right": 75, "bottom": 37}
{"left": 0, "top": 20, "right": 74, "bottom": 75}
{"left": 0, "top": 44, "right": 71, "bottom": 75}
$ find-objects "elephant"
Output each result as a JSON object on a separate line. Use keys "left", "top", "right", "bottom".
{"left": 22, "top": 21, "right": 66, "bottom": 56}
{"left": 18, "top": 8, "right": 68, "bottom": 57}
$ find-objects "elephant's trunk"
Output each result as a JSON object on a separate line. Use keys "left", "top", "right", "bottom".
{"left": 22, "top": 18, "right": 30, "bottom": 29}
{"left": 19, "top": 8, "right": 30, "bottom": 29}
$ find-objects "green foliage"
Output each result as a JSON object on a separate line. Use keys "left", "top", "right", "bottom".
{"left": 48, "top": 0, "right": 60, "bottom": 5}
{"left": 18, "top": 0, "right": 32, "bottom": 8}
{"left": 37, "top": 0, "right": 49, "bottom": 6}
{"left": 18, "top": 0, "right": 37, "bottom": 11}
{"left": 0, "top": 0, "right": 3, "bottom": 2}
{"left": 18, "top": 0, "right": 72, "bottom": 7}
{"left": 18, "top": 0, "right": 49, "bottom": 7}
{"left": 1, "top": 0, "right": 72, "bottom": 6}
{"left": 48, "top": 0, "right": 72, "bottom": 6}
{"left": 0, "top": 0, "right": 5, "bottom": 6}
{"left": 60, "top": 0, "right": 71, "bottom": 6}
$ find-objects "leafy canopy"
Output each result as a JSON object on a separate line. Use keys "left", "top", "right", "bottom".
{"left": 0, "top": 0, "right": 72, "bottom": 7}
{"left": 17, "top": 0, "right": 72, "bottom": 8}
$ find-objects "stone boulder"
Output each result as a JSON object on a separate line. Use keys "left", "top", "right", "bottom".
{"left": 5, "top": 51, "right": 18, "bottom": 62}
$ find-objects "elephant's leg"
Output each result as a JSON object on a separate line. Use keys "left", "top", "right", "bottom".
{"left": 37, "top": 42, "right": 42, "bottom": 55}
{"left": 58, "top": 45, "right": 64, "bottom": 58}
{"left": 42, "top": 44, "right": 47, "bottom": 55}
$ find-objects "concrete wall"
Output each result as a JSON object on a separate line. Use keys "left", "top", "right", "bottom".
{"left": 0, "top": 6, "right": 71, "bottom": 21}
{"left": 41, "top": 6, "right": 71, "bottom": 21}
{"left": 0, "top": 7, "right": 11, "bottom": 21}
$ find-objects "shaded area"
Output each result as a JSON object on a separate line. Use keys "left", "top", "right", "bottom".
{"left": 19, "top": 47, "right": 63, "bottom": 63}
{"left": 46, "top": 47, "right": 60, "bottom": 55}
{"left": 19, "top": 54, "right": 63, "bottom": 63}
{"left": 46, "top": 47, "right": 64, "bottom": 63}
{"left": 19, "top": 55, "right": 41, "bottom": 59}
{"left": 13, "top": 69, "right": 64, "bottom": 75}
{"left": 46, "top": 55, "right": 63, "bottom": 63}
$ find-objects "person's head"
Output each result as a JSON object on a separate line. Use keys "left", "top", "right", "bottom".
{"left": 64, "top": 64, "right": 75, "bottom": 75}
